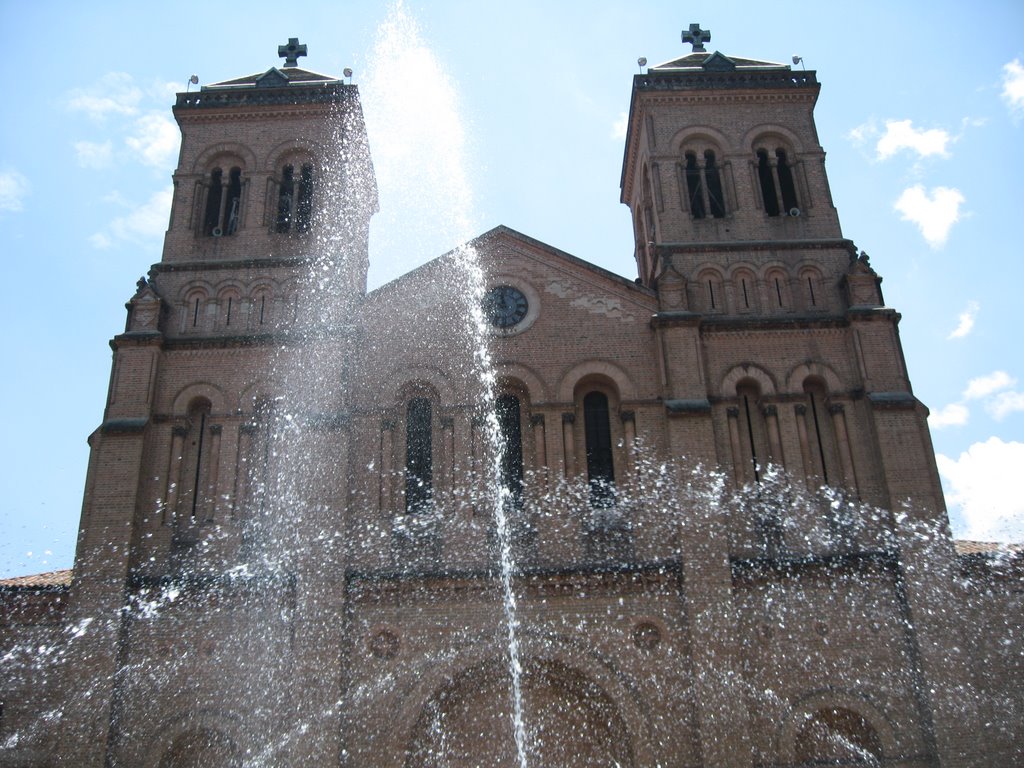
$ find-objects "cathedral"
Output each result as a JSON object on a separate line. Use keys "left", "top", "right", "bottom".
{"left": 2, "top": 28, "right": 1021, "bottom": 767}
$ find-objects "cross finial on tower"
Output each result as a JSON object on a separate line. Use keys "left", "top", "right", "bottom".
{"left": 682, "top": 23, "right": 711, "bottom": 53}
{"left": 278, "top": 37, "right": 308, "bottom": 68}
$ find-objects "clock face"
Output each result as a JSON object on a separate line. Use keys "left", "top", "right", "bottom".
{"left": 483, "top": 285, "right": 529, "bottom": 329}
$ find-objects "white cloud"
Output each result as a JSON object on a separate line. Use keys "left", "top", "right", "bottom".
{"left": 0, "top": 169, "right": 30, "bottom": 212}
{"left": 928, "top": 403, "right": 969, "bottom": 429}
{"left": 611, "top": 111, "right": 628, "bottom": 140}
{"left": 67, "top": 72, "right": 142, "bottom": 120}
{"left": 986, "top": 390, "right": 1024, "bottom": 421}
{"left": 963, "top": 370, "right": 1015, "bottom": 400}
{"left": 938, "top": 437, "right": 1024, "bottom": 542}
{"left": 1002, "top": 59, "right": 1024, "bottom": 119}
{"left": 846, "top": 119, "right": 876, "bottom": 147}
{"left": 876, "top": 119, "right": 951, "bottom": 160}
{"left": 92, "top": 187, "right": 172, "bottom": 248}
{"left": 89, "top": 232, "right": 112, "bottom": 249}
{"left": 893, "top": 185, "right": 964, "bottom": 248}
{"left": 74, "top": 140, "right": 113, "bottom": 169}
{"left": 125, "top": 113, "right": 180, "bottom": 168}
{"left": 947, "top": 300, "right": 979, "bottom": 339}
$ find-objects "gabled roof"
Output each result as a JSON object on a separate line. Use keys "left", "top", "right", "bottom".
{"left": 366, "top": 225, "right": 653, "bottom": 301}
{"left": 205, "top": 67, "right": 341, "bottom": 89}
{"left": 649, "top": 50, "right": 788, "bottom": 72}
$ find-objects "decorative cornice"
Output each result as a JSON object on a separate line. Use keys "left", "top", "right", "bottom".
{"left": 634, "top": 69, "right": 818, "bottom": 94}
{"left": 174, "top": 83, "right": 355, "bottom": 111}
{"left": 151, "top": 257, "right": 310, "bottom": 274}
{"left": 655, "top": 238, "right": 855, "bottom": 256}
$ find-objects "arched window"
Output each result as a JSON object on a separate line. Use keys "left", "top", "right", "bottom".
{"left": 583, "top": 391, "right": 615, "bottom": 506}
{"left": 184, "top": 289, "right": 207, "bottom": 331}
{"left": 275, "top": 162, "right": 315, "bottom": 233}
{"left": 795, "top": 707, "right": 882, "bottom": 766}
{"left": 737, "top": 381, "right": 769, "bottom": 483}
{"left": 776, "top": 149, "right": 799, "bottom": 214}
{"left": 756, "top": 146, "right": 800, "bottom": 217}
{"left": 684, "top": 152, "right": 706, "bottom": 219}
{"left": 733, "top": 269, "right": 757, "bottom": 312}
{"left": 183, "top": 398, "right": 212, "bottom": 522}
{"left": 802, "top": 379, "right": 838, "bottom": 486}
{"left": 496, "top": 394, "right": 524, "bottom": 508}
{"left": 250, "top": 287, "right": 271, "bottom": 328}
{"left": 203, "top": 166, "right": 242, "bottom": 236}
{"left": 704, "top": 150, "right": 726, "bottom": 218}
{"left": 756, "top": 149, "right": 780, "bottom": 217}
{"left": 405, "top": 398, "right": 433, "bottom": 513}
{"left": 800, "top": 267, "right": 823, "bottom": 310}
{"left": 683, "top": 147, "right": 727, "bottom": 219}
{"left": 698, "top": 269, "right": 725, "bottom": 313}
{"left": 766, "top": 269, "right": 791, "bottom": 310}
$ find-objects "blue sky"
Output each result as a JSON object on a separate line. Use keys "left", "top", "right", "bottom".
{"left": 1, "top": 1, "right": 1022, "bottom": 577}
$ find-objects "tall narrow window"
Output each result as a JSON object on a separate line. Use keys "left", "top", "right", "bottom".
{"left": 405, "top": 398, "right": 433, "bottom": 513}
{"left": 496, "top": 394, "right": 524, "bottom": 508}
{"left": 583, "top": 392, "right": 615, "bottom": 506}
{"left": 275, "top": 165, "right": 295, "bottom": 232}
{"left": 776, "top": 149, "right": 799, "bottom": 213}
{"left": 803, "top": 380, "right": 835, "bottom": 486}
{"left": 737, "top": 383, "right": 767, "bottom": 483}
{"left": 704, "top": 150, "right": 726, "bottom": 218}
{"left": 184, "top": 399, "right": 212, "bottom": 521}
{"left": 684, "top": 152, "right": 706, "bottom": 219}
{"left": 757, "top": 150, "right": 780, "bottom": 216}
{"left": 296, "top": 163, "right": 314, "bottom": 231}
{"left": 203, "top": 168, "right": 224, "bottom": 235}
{"left": 275, "top": 162, "right": 315, "bottom": 234}
{"left": 203, "top": 167, "right": 242, "bottom": 236}
{"left": 225, "top": 168, "right": 242, "bottom": 234}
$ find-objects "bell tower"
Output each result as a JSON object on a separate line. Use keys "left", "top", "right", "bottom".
{"left": 621, "top": 24, "right": 841, "bottom": 290}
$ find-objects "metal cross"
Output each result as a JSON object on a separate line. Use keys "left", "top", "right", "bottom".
{"left": 682, "top": 23, "right": 711, "bottom": 53}
{"left": 278, "top": 37, "right": 308, "bottom": 68}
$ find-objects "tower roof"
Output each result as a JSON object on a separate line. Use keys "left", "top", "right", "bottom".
{"left": 174, "top": 37, "right": 351, "bottom": 111}
{"left": 205, "top": 66, "right": 342, "bottom": 89}
{"left": 649, "top": 51, "right": 789, "bottom": 72}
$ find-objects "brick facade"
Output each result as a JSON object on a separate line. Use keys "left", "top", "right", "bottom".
{"left": 1, "top": 43, "right": 1021, "bottom": 768}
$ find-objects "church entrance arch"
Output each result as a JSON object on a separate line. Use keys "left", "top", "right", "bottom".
{"left": 404, "top": 657, "right": 634, "bottom": 767}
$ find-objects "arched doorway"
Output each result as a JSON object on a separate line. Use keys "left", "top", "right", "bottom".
{"left": 406, "top": 658, "right": 633, "bottom": 767}
{"left": 158, "top": 727, "right": 241, "bottom": 768}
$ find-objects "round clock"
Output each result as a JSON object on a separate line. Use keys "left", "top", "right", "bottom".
{"left": 483, "top": 285, "right": 529, "bottom": 329}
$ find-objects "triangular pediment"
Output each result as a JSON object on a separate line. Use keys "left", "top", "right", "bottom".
{"left": 702, "top": 51, "right": 737, "bottom": 72}
{"left": 254, "top": 68, "right": 291, "bottom": 88}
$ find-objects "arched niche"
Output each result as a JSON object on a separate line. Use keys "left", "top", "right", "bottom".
{"left": 785, "top": 361, "right": 843, "bottom": 395}
{"left": 721, "top": 363, "right": 777, "bottom": 397}
{"left": 776, "top": 690, "right": 897, "bottom": 767}
{"left": 404, "top": 657, "right": 635, "bottom": 768}
{"left": 557, "top": 360, "right": 636, "bottom": 404}
{"left": 171, "top": 382, "right": 227, "bottom": 416}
